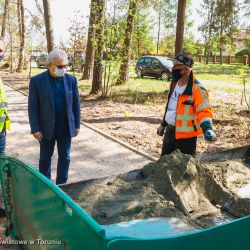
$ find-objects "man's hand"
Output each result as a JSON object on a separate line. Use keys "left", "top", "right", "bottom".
{"left": 33, "top": 132, "right": 43, "bottom": 141}
{"left": 157, "top": 125, "right": 165, "bottom": 136}
{"left": 75, "top": 129, "right": 80, "bottom": 137}
{"left": 204, "top": 130, "right": 217, "bottom": 141}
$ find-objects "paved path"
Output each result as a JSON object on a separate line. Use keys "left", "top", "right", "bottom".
{"left": 5, "top": 85, "right": 152, "bottom": 184}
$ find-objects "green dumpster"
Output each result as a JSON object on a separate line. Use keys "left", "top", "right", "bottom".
{"left": 0, "top": 156, "right": 249, "bottom": 250}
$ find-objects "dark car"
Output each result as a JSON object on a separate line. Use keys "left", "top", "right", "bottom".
{"left": 135, "top": 56, "right": 173, "bottom": 80}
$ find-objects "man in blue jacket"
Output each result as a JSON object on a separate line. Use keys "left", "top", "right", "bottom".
{"left": 28, "top": 49, "right": 81, "bottom": 185}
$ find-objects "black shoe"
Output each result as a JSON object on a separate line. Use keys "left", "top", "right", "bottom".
{"left": 0, "top": 207, "right": 5, "bottom": 217}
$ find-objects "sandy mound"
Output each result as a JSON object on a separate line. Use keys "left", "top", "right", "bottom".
{"left": 63, "top": 150, "right": 250, "bottom": 226}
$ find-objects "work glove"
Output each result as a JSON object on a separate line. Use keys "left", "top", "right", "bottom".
{"left": 200, "top": 120, "right": 217, "bottom": 142}
{"left": 157, "top": 125, "right": 165, "bottom": 136}
{"left": 204, "top": 129, "right": 217, "bottom": 141}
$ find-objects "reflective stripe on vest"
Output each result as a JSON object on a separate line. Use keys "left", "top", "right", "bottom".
{"left": 0, "top": 116, "right": 6, "bottom": 122}
{"left": 196, "top": 89, "right": 210, "bottom": 112}
{"left": 0, "top": 102, "right": 8, "bottom": 109}
{"left": 176, "top": 96, "right": 196, "bottom": 133}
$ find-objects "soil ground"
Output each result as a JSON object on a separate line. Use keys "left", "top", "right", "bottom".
{"left": 0, "top": 69, "right": 250, "bottom": 248}
{"left": 1, "top": 70, "right": 249, "bottom": 159}
{"left": 62, "top": 150, "right": 250, "bottom": 228}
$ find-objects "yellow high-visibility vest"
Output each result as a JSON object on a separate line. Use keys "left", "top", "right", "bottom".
{"left": 0, "top": 78, "right": 10, "bottom": 132}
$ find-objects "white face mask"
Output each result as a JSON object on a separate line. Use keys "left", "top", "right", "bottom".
{"left": 55, "top": 67, "right": 66, "bottom": 77}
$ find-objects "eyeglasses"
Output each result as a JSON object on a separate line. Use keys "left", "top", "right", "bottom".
{"left": 52, "top": 63, "right": 68, "bottom": 69}
{"left": 56, "top": 65, "right": 68, "bottom": 69}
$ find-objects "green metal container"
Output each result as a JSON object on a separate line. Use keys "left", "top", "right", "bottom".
{"left": 0, "top": 156, "right": 249, "bottom": 250}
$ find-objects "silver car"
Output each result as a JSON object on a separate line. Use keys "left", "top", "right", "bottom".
{"left": 36, "top": 54, "right": 48, "bottom": 68}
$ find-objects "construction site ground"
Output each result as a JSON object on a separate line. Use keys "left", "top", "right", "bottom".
{"left": 0, "top": 70, "right": 250, "bottom": 249}
{"left": 2, "top": 69, "right": 250, "bottom": 158}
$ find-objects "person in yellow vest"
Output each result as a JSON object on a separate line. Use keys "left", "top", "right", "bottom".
{"left": 0, "top": 37, "right": 10, "bottom": 217}
{"left": 157, "top": 53, "right": 216, "bottom": 157}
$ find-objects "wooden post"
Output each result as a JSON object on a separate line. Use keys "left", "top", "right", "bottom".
{"left": 198, "top": 54, "right": 202, "bottom": 63}
{"left": 212, "top": 55, "right": 216, "bottom": 64}
{"left": 243, "top": 55, "right": 248, "bottom": 66}
{"left": 227, "top": 55, "right": 231, "bottom": 64}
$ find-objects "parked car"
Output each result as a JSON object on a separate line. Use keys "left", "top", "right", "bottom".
{"left": 135, "top": 56, "right": 173, "bottom": 80}
{"left": 30, "top": 49, "right": 42, "bottom": 61}
{"left": 36, "top": 54, "right": 48, "bottom": 68}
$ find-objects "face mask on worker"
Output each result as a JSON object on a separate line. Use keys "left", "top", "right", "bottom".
{"left": 55, "top": 67, "right": 66, "bottom": 77}
{"left": 172, "top": 69, "right": 183, "bottom": 82}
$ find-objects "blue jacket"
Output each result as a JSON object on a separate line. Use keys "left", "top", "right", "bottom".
{"left": 28, "top": 70, "right": 81, "bottom": 140}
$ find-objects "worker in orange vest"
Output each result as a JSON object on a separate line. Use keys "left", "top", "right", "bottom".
{"left": 157, "top": 53, "right": 216, "bottom": 157}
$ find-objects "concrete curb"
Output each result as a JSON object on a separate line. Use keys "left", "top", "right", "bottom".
{"left": 5, "top": 83, "right": 158, "bottom": 163}
{"left": 81, "top": 121, "right": 158, "bottom": 162}
{"left": 5, "top": 82, "right": 28, "bottom": 96}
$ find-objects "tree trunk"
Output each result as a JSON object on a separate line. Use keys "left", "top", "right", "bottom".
{"left": 205, "top": 44, "right": 209, "bottom": 64}
{"left": 42, "top": 0, "right": 55, "bottom": 52}
{"left": 136, "top": 9, "right": 140, "bottom": 58}
{"left": 175, "top": 0, "right": 187, "bottom": 55}
{"left": 116, "top": 0, "right": 137, "bottom": 85}
{"left": 219, "top": 17, "right": 223, "bottom": 65}
{"left": 82, "top": 0, "right": 97, "bottom": 80}
{"left": 1, "top": 0, "right": 10, "bottom": 39}
{"left": 156, "top": 0, "right": 161, "bottom": 55}
{"left": 90, "top": 0, "right": 105, "bottom": 94}
{"left": 206, "top": 1, "right": 215, "bottom": 64}
{"left": 17, "top": 0, "right": 25, "bottom": 72}
{"left": 8, "top": 11, "right": 13, "bottom": 73}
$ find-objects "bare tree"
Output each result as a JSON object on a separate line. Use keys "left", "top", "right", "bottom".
{"left": 82, "top": 0, "right": 97, "bottom": 80}
{"left": 175, "top": 0, "right": 187, "bottom": 55}
{"left": 17, "top": 0, "right": 25, "bottom": 72}
{"left": 91, "top": 0, "right": 105, "bottom": 94}
{"left": 198, "top": 0, "right": 216, "bottom": 64}
{"left": 34, "top": 0, "right": 44, "bottom": 16}
{"left": 7, "top": 9, "right": 13, "bottom": 73}
{"left": 156, "top": 0, "right": 162, "bottom": 55}
{"left": 116, "top": 0, "right": 137, "bottom": 85}
{"left": 42, "top": 0, "right": 55, "bottom": 52}
{"left": 1, "top": 0, "right": 10, "bottom": 39}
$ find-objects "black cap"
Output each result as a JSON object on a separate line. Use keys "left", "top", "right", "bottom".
{"left": 174, "top": 53, "right": 194, "bottom": 68}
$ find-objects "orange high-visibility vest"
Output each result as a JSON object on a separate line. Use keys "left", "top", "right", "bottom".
{"left": 163, "top": 73, "right": 212, "bottom": 139}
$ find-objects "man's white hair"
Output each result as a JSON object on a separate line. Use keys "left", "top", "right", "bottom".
{"left": 47, "top": 49, "right": 68, "bottom": 64}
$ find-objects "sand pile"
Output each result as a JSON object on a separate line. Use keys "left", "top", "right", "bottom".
{"left": 62, "top": 150, "right": 250, "bottom": 226}
{"left": 143, "top": 150, "right": 250, "bottom": 219}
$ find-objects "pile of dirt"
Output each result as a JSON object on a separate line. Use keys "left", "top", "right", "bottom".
{"left": 63, "top": 150, "right": 250, "bottom": 227}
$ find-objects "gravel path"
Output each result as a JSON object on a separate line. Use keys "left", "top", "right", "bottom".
{"left": 5, "top": 85, "right": 153, "bottom": 183}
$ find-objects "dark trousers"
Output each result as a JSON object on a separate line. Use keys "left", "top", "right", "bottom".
{"left": 39, "top": 136, "right": 71, "bottom": 185}
{"left": 0, "top": 131, "right": 6, "bottom": 211}
{"left": 0, "top": 134, "right": 6, "bottom": 156}
{"left": 161, "top": 126, "right": 197, "bottom": 157}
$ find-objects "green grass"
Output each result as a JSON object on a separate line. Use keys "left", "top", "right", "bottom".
{"left": 194, "top": 63, "right": 250, "bottom": 83}
{"left": 24, "top": 63, "right": 250, "bottom": 105}
{"left": 109, "top": 77, "right": 169, "bottom": 104}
